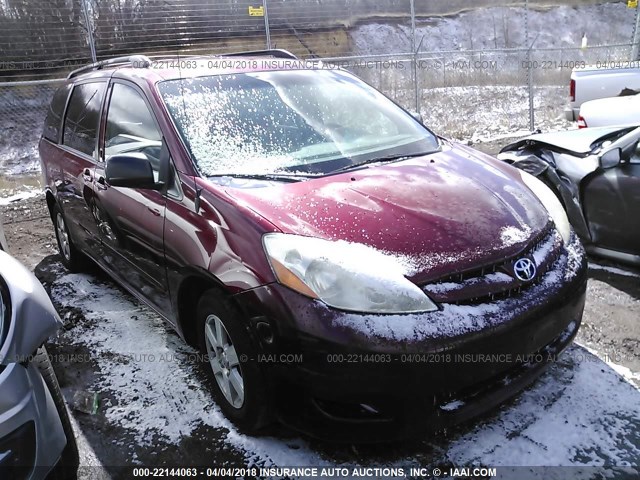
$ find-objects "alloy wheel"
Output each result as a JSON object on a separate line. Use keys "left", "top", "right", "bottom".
{"left": 56, "top": 213, "right": 71, "bottom": 261}
{"left": 204, "top": 314, "right": 245, "bottom": 409}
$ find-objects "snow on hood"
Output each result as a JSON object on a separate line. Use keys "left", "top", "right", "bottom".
{"left": 223, "top": 144, "right": 549, "bottom": 283}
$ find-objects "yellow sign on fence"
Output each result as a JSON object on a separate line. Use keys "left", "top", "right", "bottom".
{"left": 628, "top": 0, "right": 638, "bottom": 8}
{"left": 248, "top": 6, "right": 264, "bottom": 16}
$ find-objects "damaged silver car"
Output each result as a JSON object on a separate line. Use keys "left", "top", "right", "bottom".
{"left": 499, "top": 126, "right": 640, "bottom": 266}
{"left": 0, "top": 223, "right": 78, "bottom": 479}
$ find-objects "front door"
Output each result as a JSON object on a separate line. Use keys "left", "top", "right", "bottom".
{"left": 92, "top": 81, "right": 171, "bottom": 316}
{"left": 583, "top": 145, "right": 640, "bottom": 255}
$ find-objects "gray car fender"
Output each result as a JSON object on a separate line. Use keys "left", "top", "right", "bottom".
{"left": 0, "top": 251, "right": 63, "bottom": 364}
{"left": 512, "top": 154, "right": 593, "bottom": 242}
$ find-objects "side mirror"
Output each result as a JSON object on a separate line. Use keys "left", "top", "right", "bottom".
{"left": 106, "top": 153, "right": 159, "bottom": 190}
{"left": 599, "top": 148, "right": 621, "bottom": 169}
{"left": 410, "top": 111, "right": 424, "bottom": 123}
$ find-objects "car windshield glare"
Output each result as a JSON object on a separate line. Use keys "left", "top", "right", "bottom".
{"left": 158, "top": 69, "right": 439, "bottom": 177}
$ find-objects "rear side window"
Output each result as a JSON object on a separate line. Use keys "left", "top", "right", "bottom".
{"left": 43, "top": 83, "right": 71, "bottom": 143}
{"left": 63, "top": 82, "right": 106, "bottom": 157}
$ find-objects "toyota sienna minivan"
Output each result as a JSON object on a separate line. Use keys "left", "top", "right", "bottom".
{"left": 39, "top": 51, "right": 587, "bottom": 442}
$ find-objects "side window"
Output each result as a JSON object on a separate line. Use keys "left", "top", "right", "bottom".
{"left": 105, "top": 83, "right": 163, "bottom": 178}
{"left": 63, "top": 82, "right": 106, "bottom": 157}
{"left": 43, "top": 83, "right": 71, "bottom": 143}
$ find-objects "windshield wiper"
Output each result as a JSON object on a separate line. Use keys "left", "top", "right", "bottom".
{"left": 331, "top": 151, "right": 436, "bottom": 174}
{"left": 208, "top": 173, "right": 308, "bottom": 183}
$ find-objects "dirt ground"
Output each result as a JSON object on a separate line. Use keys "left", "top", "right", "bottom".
{"left": 1, "top": 192, "right": 57, "bottom": 269}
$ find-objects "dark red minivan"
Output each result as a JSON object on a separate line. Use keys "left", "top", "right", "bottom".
{"left": 39, "top": 51, "right": 587, "bottom": 442}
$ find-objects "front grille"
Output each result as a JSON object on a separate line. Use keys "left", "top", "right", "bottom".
{"left": 422, "top": 225, "right": 563, "bottom": 305}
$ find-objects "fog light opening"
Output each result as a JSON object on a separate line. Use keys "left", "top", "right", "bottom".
{"left": 360, "top": 403, "right": 379, "bottom": 414}
{"left": 256, "top": 321, "right": 274, "bottom": 344}
{"left": 313, "top": 398, "right": 392, "bottom": 422}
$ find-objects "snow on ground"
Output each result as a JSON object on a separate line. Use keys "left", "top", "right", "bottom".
{"left": 49, "top": 271, "right": 330, "bottom": 467}
{"left": 589, "top": 262, "right": 640, "bottom": 279}
{"left": 51, "top": 273, "right": 234, "bottom": 447}
{"left": 0, "top": 189, "right": 41, "bottom": 205}
{"left": 446, "top": 350, "right": 640, "bottom": 470}
{"left": 48, "top": 267, "right": 640, "bottom": 475}
{"left": 416, "top": 85, "right": 573, "bottom": 142}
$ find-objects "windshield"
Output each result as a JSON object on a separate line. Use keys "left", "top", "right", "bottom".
{"left": 158, "top": 69, "right": 439, "bottom": 176}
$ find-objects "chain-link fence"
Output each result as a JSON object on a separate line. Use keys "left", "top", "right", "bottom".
{"left": 0, "top": 0, "right": 638, "bottom": 182}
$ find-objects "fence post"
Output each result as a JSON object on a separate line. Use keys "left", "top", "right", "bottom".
{"left": 632, "top": 3, "right": 640, "bottom": 60}
{"left": 263, "top": 0, "right": 272, "bottom": 50}
{"left": 410, "top": 0, "right": 418, "bottom": 113}
{"left": 525, "top": 0, "right": 534, "bottom": 131}
{"left": 81, "top": 0, "right": 97, "bottom": 63}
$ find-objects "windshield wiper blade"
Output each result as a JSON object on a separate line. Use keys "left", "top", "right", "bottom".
{"left": 208, "top": 173, "right": 307, "bottom": 183}
{"left": 331, "top": 151, "right": 435, "bottom": 174}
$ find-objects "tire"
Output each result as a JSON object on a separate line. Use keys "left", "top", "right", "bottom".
{"left": 32, "top": 347, "right": 79, "bottom": 480}
{"left": 197, "top": 289, "right": 272, "bottom": 432}
{"left": 52, "top": 203, "right": 86, "bottom": 272}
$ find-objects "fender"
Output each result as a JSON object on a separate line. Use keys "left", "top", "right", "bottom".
{"left": 0, "top": 251, "right": 62, "bottom": 364}
{"left": 511, "top": 155, "right": 592, "bottom": 242}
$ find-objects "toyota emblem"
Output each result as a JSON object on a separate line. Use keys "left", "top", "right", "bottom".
{"left": 513, "top": 257, "right": 537, "bottom": 282}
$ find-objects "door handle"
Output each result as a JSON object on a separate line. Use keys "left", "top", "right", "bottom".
{"left": 147, "top": 207, "right": 161, "bottom": 217}
{"left": 82, "top": 168, "right": 93, "bottom": 182}
{"left": 96, "top": 176, "right": 107, "bottom": 190}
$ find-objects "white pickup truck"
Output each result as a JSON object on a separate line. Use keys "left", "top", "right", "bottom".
{"left": 564, "top": 63, "right": 640, "bottom": 121}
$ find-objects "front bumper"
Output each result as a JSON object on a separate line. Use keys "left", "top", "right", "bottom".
{"left": 234, "top": 234, "right": 588, "bottom": 442}
{"left": 275, "top": 285, "right": 583, "bottom": 442}
{"left": 0, "top": 361, "right": 66, "bottom": 479}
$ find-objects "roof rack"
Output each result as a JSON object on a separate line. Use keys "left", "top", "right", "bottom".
{"left": 220, "top": 49, "right": 298, "bottom": 60}
{"left": 67, "top": 54, "right": 152, "bottom": 79}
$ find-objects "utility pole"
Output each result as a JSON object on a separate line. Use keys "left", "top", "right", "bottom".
{"left": 632, "top": 3, "right": 640, "bottom": 60}
{"left": 525, "top": 0, "right": 534, "bottom": 131}
{"left": 81, "top": 0, "right": 97, "bottom": 63}
{"left": 410, "top": 0, "right": 418, "bottom": 114}
{"left": 263, "top": 0, "right": 272, "bottom": 50}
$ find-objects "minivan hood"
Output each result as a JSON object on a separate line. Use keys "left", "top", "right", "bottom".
{"left": 224, "top": 144, "right": 550, "bottom": 283}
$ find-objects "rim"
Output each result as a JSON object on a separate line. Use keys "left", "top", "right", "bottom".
{"left": 204, "top": 314, "right": 245, "bottom": 409}
{"left": 56, "top": 213, "right": 71, "bottom": 261}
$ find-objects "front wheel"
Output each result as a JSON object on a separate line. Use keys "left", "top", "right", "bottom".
{"left": 32, "top": 347, "right": 79, "bottom": 479}
{"left": 197, "top": 290, "right": 271, "bottom": 432}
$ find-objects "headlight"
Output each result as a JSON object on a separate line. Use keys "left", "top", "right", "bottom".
{"left": 263, "top": 233, "right": 438, "bottom": 314}
{"left": 519, "top": 171, "right": 571, "bottom": 244}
